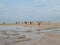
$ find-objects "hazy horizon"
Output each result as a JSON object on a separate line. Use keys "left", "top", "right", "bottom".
{"left": 0, "top": 0, "right": 60, "bottom": 23}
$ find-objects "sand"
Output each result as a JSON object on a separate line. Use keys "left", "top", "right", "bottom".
{"left": 0, "top": 22, "right": 60, "bottom": 45}
{"left": 35, "top": 33, "right": 60, "bottom": 45}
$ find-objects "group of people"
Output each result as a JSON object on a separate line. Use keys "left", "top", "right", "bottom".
{"left": 3, "top": 21, "right": 42, "bottom": 25}
{"left": 16, "top": 21, "right": 41, "bottom": 25}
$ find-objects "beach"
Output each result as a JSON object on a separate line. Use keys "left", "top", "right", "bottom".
{"left": 0, "top": 22, "right": 60, "bottom": 45}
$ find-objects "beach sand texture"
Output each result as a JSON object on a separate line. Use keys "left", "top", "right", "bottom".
{"left": 0, "top": 22, "right": 60, "bottom": 45}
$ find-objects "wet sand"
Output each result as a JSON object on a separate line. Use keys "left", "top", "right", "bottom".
{"left": 0, "top": 22, "right": 60, "bottom": 45}
{"left": 35, "top": 33, "right": 60, "bottom": 45}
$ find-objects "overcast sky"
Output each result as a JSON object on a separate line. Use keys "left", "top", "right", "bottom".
{"left": 0, "top": 0, "right": 60, "bottom": 23}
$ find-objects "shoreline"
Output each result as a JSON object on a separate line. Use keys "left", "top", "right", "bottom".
{"left": 0, "top": 22, "right": 60, "bottom": 45}
{"left": 0, "top": 22, "right": 60, "bottom": 31}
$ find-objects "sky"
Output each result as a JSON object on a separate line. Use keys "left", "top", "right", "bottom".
{"left": 0, "top": 0, "right": 60, "bottom": 23}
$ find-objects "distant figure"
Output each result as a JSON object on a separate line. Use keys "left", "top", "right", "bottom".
{"left": 38, "top": 21, "right": 42, "bottom": 25}
{"left": 24, "top": 21, "right": 27, "bottom": 24}
{"left": 16, "top": 22, "right": 17, "bottom": 24}
{"left": 3, "top": 22, "right": 5, "bottom": 24}
{"left": 38, "top": 23, "right": 40, "bottom": 25}
{"left": 29, "top": 21, "right": 32, "bottom": 24}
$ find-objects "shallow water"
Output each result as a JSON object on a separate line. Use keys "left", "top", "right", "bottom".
{"left": 0, "top": 26, "right": 60, "bottom": 45}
